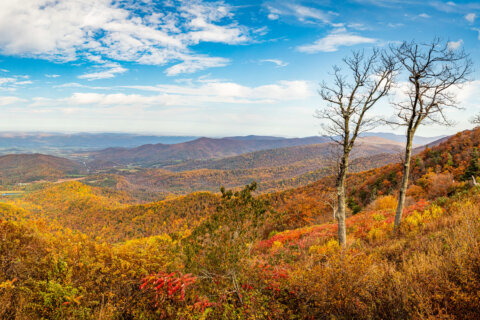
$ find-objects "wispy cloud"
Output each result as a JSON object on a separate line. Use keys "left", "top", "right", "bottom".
{"left": 31, "top": 79, "right": 314, "bottom": 108}
{"left": 166, "top": 56, "right": 229, "bottom": 76}
{"left": 265, "top": 2, "right": 337, "bottom": 25}
{"left": 447, "top": 39, "right": 463, "bottom": 50}
{"left": 45, "top": 74, "right": 60, "bottom": 78}
{"left": 430, "top": 1, "right": 480, "bottom": 13}
{"left": 0, "top": 75, "right": 33, "bottom": 91}
{"left": 260, "top": 59, "right": 288, "bottom": 67}
{"left": 78, "top": 63, "right": 127, "bottom": 81}
{"left": 0, "top": 96, "right": 25, "bottom": 106}
{"left": 297, "top": 28, "right": 377, "bottom": 53}
{"left": 465, "top": 13, "right": 476, "bottom": 23}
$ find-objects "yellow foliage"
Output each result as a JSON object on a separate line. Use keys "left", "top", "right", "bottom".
{"left": 271, "top": 240, "right": 283, "bottom": 253}
{"left": 0, "top": 278, "right": 16, "bottom": 290}
{"left": 404, "top": 204, "right": 443, "bottom": 230}
{"left": 370, "top": 195, "right": 398, "bottom": 212}
{"left": 308, "top": 239, "right": 339, "bottom": 256}
{"left": 367, "top": 227, "right": 385, "bottom": 242}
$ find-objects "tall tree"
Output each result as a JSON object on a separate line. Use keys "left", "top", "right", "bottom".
{"left": 388, "top": 38, "right": 472, "bottom": 229}
{"left": 317, "top": 49, "right": 396, "bottom": 246}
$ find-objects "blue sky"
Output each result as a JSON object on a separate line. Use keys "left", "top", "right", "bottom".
{"left": 0, "top": 0, "right": 479, "bottom": 137}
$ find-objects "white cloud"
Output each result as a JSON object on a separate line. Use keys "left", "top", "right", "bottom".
{"left": 34, "top": 79, "right": 314, "bottom": 108}
{"left": 419, "top": 13, "right": 430, "bottom": 18}
{"left": 165, "top": 55, "right": 229, "bottom": 76}
{"left": 0, "top": 77, "right": 16, "bottom": 86}
{"left": 126, "top": 79, "right": 314, "bottom": 103}
{"left": 268, "top": 13, "right": 279, "bottom": 20}
{"left": 53, "top": 82, "right": 111, "bottom": 90}
{"left": 447, "top": 39, "right": 463, "bottom": 50}
{"left": 0, "top": 75, "right": 33, "bottom": 90}
{"left": 347, "top": 23, "right": 369, "bottom": 30}
{"left": 78, "top": 62, "right": 127, "bottom": 80}
{"left": 266, "top": 6, "right": 281, "bottom": 20}
{"left": 260, "top": 59, "right": 289, "bottom": 67}
{"left": 389, "top": 79, "right": 479, "bottom": 111}
{"left": 0, "top": 96, "right": 25, "bottom": 106}
{"left": 266, "top": 2, "right": 335, "bottom": 25}
{"left": 15, "top": 80, "right": 33, "bottom": 85}
{"left": 297, "top": 28, "right": 377, "bottom": 53}
{"left": 0, "top": 0, "right": 250, "bottom": 75}
{"left": 465, "top": 13, "right": 476, "bottom": 22}
{"left": 454, "top": 80, "right": 480, "bottom": 108}
{"left": 289, "top": 4, "right": 332, "bottom": 24}
{"left": 46, "top": 74, "right": 60, "bottom": 78}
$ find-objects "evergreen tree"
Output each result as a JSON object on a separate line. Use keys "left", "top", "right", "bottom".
{"left": 463, "top": 147, "right": 480, "bottom": 181}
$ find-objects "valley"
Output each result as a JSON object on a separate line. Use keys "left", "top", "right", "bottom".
{"left": 0, "top": 133, "right": 437, "bottom": 198}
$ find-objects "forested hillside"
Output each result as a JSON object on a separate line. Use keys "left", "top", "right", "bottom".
{"left": 87, "top": 152, "right": 398, "bottom": 197}
{"left": 1, "top": 128, "right": 480, "bottom": 319}
{"left": 0, "top": 154, "right": 85, "bottom": 185}
{"left": 89, "top": 136, "right": 331, "bottom": 166}
{"left": 160, "top": 137, "right": 403, "bottom": 171}
{"left": 86, "top": 138, "right": 403, "bottom": 198}
{"left": 89, "top": 135, "right": 405, "bottom": 168}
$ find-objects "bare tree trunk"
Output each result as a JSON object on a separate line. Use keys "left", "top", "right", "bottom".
{"left": 471, "top": 176, "right": 478, "bottom": 187}
{"left": 394, "top": 132, "right": 413, "bottom": 229}
{"left": 336, "top": 154, "right": 348, "bottom": 246}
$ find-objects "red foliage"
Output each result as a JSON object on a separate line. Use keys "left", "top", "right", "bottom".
{"left": 140, "top": 271, "right": 197, "bottom": 306}
{"left": 193, "top": 296, "right": 214, "bottom": 313}
{"left": 253, "top": 263, "right": 290, "bottom": 294}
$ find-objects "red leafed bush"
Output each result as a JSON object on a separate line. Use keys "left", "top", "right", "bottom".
{"left": 193, "top": 296, "right": 214, "bottom": 314}
{"left": 140, "top": 271, "right": 197, "bottom": 306}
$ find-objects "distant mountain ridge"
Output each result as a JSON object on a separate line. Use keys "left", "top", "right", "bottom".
{"left": 160, "top": 137, "right": 404, "bottom": 172}
{"left": 0, "top": 132, "right": 197, "bottom": 150}
{"left": 89, "top": 133, "right": 444, "bottom": 167}
{"left": 89, "top": 136, "right": 332, "bottom": 166}
{"left": 0, "top": 132, "right": 445, "bottom": 159}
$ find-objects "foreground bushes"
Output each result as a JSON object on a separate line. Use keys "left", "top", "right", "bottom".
{"left": 1, "top": 186, "right": 480, "bottom": 319}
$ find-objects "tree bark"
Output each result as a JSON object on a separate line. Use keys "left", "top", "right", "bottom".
{"left": 336, "top": 154, "right": 349, "bottom": 246}
{"left": 394, "top": 131, "right": 414, "bottom": 229}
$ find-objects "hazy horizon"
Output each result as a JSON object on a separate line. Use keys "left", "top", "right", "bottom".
{"left": 0, "top": 130, "right": 448, "bottom": 139}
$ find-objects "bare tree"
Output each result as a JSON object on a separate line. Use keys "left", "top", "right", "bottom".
{"left": 388, "top": 38, "right": 472, "bottom": 229}
{"left": 317, "top": 49, "right": 397, "bottom": 246}
{"left": 471, "top": 113, "right": 480, "bottom": 127}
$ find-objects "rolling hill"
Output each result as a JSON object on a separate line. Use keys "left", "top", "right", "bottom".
{"left": 89, "top": 136, "right": 332, "bottom": 166}
{"left": 83, "top": 136, "right": 404, "bottom": 197}
{"left": 89, "top": 135, "right": 408, "bottom": 167}
{"left": 160, "top": 137, "right": 403, "bottom": 172}
{"left": 0, "top": 153, "right": 86, "bottom": 185}
{"left": 88, "top": 152, "right": 399, "bottom": 198}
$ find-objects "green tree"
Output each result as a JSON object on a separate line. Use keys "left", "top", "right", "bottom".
{"left": 463, "top": 147, "right": 480, "bottom": 181}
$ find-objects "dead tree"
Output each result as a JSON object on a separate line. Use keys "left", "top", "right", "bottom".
{"left": 387, "top": 38, "right": 472, "bottom": 229}
{"left": 471, "top": 113, "right": 480, "bottom": 127}
{"left": 317, "top": 49, "right": 397, "bottom": 246}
